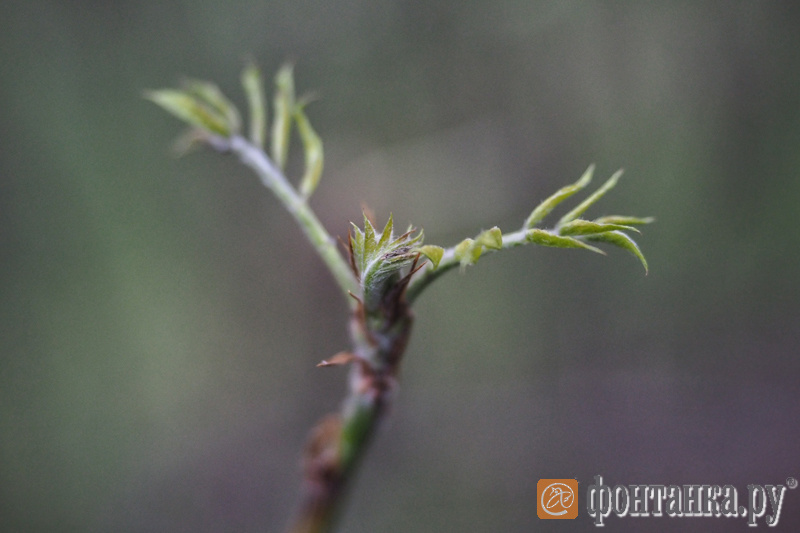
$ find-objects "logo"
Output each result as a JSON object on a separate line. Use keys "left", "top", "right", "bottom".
{"left": 586, "top": 475, "right": 797, "bottom": 527}
{"left": 538, "top": 479, "right": 579, "bottom": 519}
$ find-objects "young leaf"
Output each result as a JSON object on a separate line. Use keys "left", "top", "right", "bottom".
{"left": 416, "top": 245, "right": 444, "bottom": 269}
{"left": 295, "top": 105, "right": 324, "bottom": 198}
{"left": 525, "top": 229, "right": 605, "bottom": 254}
{"left": 362, "top": 213, "right": 378, "bottom": 261}
{"left": 558, "top": 219, "right": 638, "bottom": 236}
{"left": 271, "top": 64, "right": 295, "bottom": 170}
{"left": 593, "top": 215, "right": 655, "bottom": 226}
{"left": 241, "top": 61, "right": 267, "bottom": 149}
{"left": 183, "top": 79, "right": 241, "bottom": 134}
{"left": 557, "top": 169, "right": 623, "bottom": 227}
{"left": 587, "top": 230, "right": 649, "bottom": 273}
{"left": 524, "top": 164, "right": 594, "bottom": 228}
{"left": 476, "top": 227, "right": 503, "bottom": 250}
{"left": 145, "top": 89, "right": 231, "bottom": 136}
{"left": 377, "top": 214, "right": 394, "bottom": 248}
{"left": 349, "top": 223, "right": 366, "bottom": 273}
{"left": 454, "top": 238, "right": 482, "bottom": 268}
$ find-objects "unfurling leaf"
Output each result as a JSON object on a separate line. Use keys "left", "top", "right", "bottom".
{"left": 183, "top": 79, "right": 241, "bottom": 134}
{"left": 587, "top": 230, "right": 649, "bottom": 273}
{"left": 241, "top": 61, "right": 267, "bottom": 149}
{"left": 524, "top": 164, "right": 594, "bottom": 228}
{"left": 454, "top": 238, "right": 482, "bottom": 268}
{"left": 525, "top": 229, "right": 605, "bottom": 254}
{"left": 476, "top": 227, "right": 503, "bottom": 250}
{"left": 416, "top": 245, "right": 444, "bottom": 269}
{"left": 271, "top": 64, "right": 295, "bottom": 170}
{"left": 558, "top": 219, "right": 638, "bottom": 236}
{"left": 145, "top": 89, "right": 231, "bottom": 136}
{"left": 295, "top": 105, "right": 324, "bottom": 198}
{"left": 558, "top": 169, "right": 623, "bottom": 227}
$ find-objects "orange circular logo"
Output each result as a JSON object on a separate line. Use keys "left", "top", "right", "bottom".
{"left": 537, "top": 479, "right": 579, "bottom": 519}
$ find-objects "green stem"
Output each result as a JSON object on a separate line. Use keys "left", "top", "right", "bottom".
{"left": 293, "top": 385, "right": 383, "bottom": 533}
{"left": 406, "top": 226, "right": 530, "bottom": 302}
{"left": 288, "top": 311, "right": 408, "bottom": 533}
{"left": 224, "top": 135, "right": 359, "bottom": 300}
{"left": 219, "top": 135, "right": 398, "bottom": 533}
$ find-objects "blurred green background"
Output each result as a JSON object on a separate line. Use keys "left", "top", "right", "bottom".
{"left": 2, "top": 2, "right": 799, "bottom": 532}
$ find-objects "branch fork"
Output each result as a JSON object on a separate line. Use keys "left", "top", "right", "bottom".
{"left": 146, "top": 62, "right": 653, "bottom": 533}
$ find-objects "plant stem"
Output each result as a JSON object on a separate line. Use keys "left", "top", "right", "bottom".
{"left": 221, "top": 135, "right": 360, "bottom": 300}
{"left": 288, "top": 370, "right": 387, "bottom": 533}
{"left": 288, "top": 299, "right": 411, "bottom": 533}
{"left": 215, "top": 135, "right": 404, "bottom": 533}
{"left": 406, "top": 226, "right": 530, "bottom": 302}
{"left": 150, "top": 69, "right": 651, "bottom": 533}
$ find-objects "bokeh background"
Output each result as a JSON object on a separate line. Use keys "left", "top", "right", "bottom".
{"left": 2, "top": 2, "right": 799, "bottom": 532}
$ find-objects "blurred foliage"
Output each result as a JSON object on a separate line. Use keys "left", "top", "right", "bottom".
{"left": 2, "top": 1, "right": 799, "bottom": 532}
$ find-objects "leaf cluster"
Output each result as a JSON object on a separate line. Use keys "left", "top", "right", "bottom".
{"left": 147, "top": 64, "right": 653, "bottom": 309}
{"left": 145, "top": 63, "right": 324, "bottom": 199}
{"left": 412, "top": 165, "right": 653, "bottom": 282}
{"left": 148, "top": 64, "right": 655, "bottom": 533}
{"left": 523, "top": 165, "right": 653, "bottom": 272}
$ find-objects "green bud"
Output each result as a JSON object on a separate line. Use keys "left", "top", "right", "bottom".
{"left": 349, "top": 213, "right": 424, "bottom": 311}
{"left": 350, "top": 213, "right": 423, "bottom": 280}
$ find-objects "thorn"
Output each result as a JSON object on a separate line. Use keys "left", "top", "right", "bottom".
{"left": 409, "top": 253, "right": 426, "bottom": 275}
{"left": 396, "top": 254, "right": 424, "bottom": 296}
{"left": 395, "top": 229, "right": 415, "bottom": 241}
{"left": 317, "top": 352, "right": 357, "bottom": 367}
